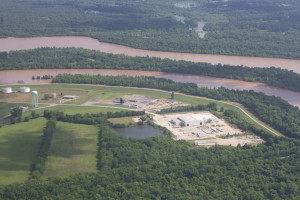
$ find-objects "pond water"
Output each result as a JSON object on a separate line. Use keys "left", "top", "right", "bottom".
{"left": 112, "top": 125, "right": 164, "bottom": 139}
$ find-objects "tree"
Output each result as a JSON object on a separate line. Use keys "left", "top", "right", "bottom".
{"left": 171, "top": 92, "right": 174, "bottom": 99}
{"left": 11, "top": 107, "right": 23, "bottom": 118}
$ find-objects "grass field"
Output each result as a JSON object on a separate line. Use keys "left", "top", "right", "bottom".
{"left": 0, "top": 118, "right": 46, "bottom": 185}
{"left": 0, "top": 103, "right": 29, "bottom": 118}
{"left": 42, "top": 122, "right": 99, "bottom": 179}
{"left": 28, "top": 105, "right": 124, "bottom": 116}
{"left": 108, "top": 116, "right": 136, "bottom": 125}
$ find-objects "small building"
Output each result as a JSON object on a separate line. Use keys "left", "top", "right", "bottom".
{"left": 2, "top": 87, "right": 12, "bottom": 93}
{"left": 51, "top": 93, "right": 57, "bottom": 98}
{"left": 63, "top": 95, "right": 75, "bottom": 99}
{"left": 20, "top": 87, "right": 30, "bottom": 93}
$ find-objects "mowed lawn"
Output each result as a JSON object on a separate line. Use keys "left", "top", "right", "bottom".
{"left": 42, "top": 122, "right": 98, "bottom": 179}
{"left": 0, "top": 118, "right": 46, "bottom": 185}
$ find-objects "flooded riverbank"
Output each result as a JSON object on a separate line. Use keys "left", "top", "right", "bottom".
{"left": 0, "top": 69, "right": 299, "bottom": 108}
{"left": 0, "top": 36, "right": 300, "bottom": 73}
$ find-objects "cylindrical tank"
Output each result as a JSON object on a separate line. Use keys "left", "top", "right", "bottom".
{"left": 20, "top": 87, "right": 30, "bottom": 93}
{"left": 51, "top": 93, "right": 57, "bottom": 98}
{"left": 2, "top": 87, "right": 12, "bottom": 93}
{"left": 31, "top": 91, "right": 38, "bottom": 95}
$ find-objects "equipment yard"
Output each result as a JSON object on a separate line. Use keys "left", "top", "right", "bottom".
{"left": 153, "top": 111, "right": 263, "bottom": 147}
{"left": 97, "top": 95, "right": 187, "bottom": 110}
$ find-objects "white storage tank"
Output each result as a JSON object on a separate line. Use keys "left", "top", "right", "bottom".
{"left": 20, "top": 87, "right": 30, "bottom": 93}
{"left": 2, "top": 87, "right": 12, "bottom": 93}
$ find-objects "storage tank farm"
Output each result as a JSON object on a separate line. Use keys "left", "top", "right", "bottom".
{"left": 31, "top": 91, "right": 38, "bottom": 107}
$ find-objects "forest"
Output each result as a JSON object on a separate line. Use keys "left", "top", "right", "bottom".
{"left": 52, "top": 74, "right": 300, "bottom": 139}
{"left": 1, "top": 0, "right": 300, "bottom": 59}
{"left": 0, "top": 119, "right": 299, "bottom": 199}
{"left": 1, "top": 48, "right": 300, "bottom": 92}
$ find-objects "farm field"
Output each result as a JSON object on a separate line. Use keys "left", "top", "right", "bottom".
{"left": 0, "top": 118, "right": 46, "bottom": 185}
{"left": 42, "top": 122, "right": 99, "bottom": 179}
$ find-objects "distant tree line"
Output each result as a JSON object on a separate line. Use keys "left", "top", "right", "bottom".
{"left": 52, "top": 74, "right": 300, "bottom": 139}
{"left": 158, "top": 103, "right": 217, "bottom": 114}
{"left": 1, "top": 0, "right": 300, "bottom": 59}
{"left": 1, "top": 48, "right": 300, "bottom": 92}
{"left": 43, "top": 110, "right": 145, "bottom": 126}
{"left": 30, "top": 118, "right": 56, "bottom": 179}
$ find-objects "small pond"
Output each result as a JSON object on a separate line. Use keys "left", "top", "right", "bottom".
{"left": 113, "top": 125, "right": 164, "bottom": 139}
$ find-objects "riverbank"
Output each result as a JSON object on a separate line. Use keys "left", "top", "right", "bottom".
{"left": 1, "top": 36, "right": 300, "bottom": 73}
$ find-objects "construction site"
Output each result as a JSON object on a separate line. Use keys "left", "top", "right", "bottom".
{"left": 153, "top": 111, "right": 263, "bottom": 147}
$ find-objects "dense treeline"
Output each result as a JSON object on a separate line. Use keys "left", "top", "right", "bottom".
{"left": 52, "top": 74, "right": 300, "bottom": 139}
{"left": 30, "top": 118, "right": 56, "bottom": 179}
{"left": 1, "top": 122, "right": 299, "bottom": 199}
{"left": 1, "top": 48, "right": 300, "bottom": 92}
{"left": 43, "top": 110, "right": 145, "bottom": 125}
{"left": 1, "top": 0, "right": 300, "bottom": 59}
{"left": 158, "top": 103, "right": 217, "bottom": 114}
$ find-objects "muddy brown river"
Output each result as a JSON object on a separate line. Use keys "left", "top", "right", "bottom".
{"left": 0, "top": 69, "right": 299, "bottom": 108}
{"left": 0, "top": 36, "right": 300, "bottom": 73}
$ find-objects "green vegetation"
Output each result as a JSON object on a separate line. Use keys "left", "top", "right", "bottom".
{"left": 1, "top": 48, "right": 300, "bottom": 92}
{"left": 0, "top": 118, "right": 46, "bottom": 185}
{"left": 1, "top": 121, "right": 299, "bottom": 199}
{"left": 23, "top": 105, "right": 125, "bottom": 117}
{"left": 30, "top": 118, "right": 57, "bottom": 179}
{"left": 108, "top": 116, "right": 135, "bottom": 125}
{"left": 42, "top": 122, "right": 98, "bottom": 179}
{"left": 1, "top": 0, "right": 300, "bottom": 59}
{"left": 0, "top": 103, "right": 28, "bottom": 118}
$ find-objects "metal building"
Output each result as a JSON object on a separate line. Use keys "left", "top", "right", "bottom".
{"left": 177, "top": 116, "right": 204, "bottom": 127}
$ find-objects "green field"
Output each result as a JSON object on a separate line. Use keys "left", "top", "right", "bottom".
{"left": 23, "top": 105, "right": 125, "bottom": 117}
{"left": 42, "top": 122, "right": 99, "bottom": 179}
{"left": 0, "top": 103, "right": 29, "bottom": 119}
{"left": 108, "top": 116, "right": 136, "bottom": 125}
{"left": 0, "top": 118, "right": 46, "bottom": 185}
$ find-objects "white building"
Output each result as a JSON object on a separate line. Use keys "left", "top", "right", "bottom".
{"left": 177, "top": 115, "right": 204, "bottom": 127}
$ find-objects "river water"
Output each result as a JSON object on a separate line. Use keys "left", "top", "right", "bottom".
{"left": 0, "top": 69, "right": 299, "bottom": 108}
{"left": 0, "top": 36, "right": 300, "bottom": 73}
